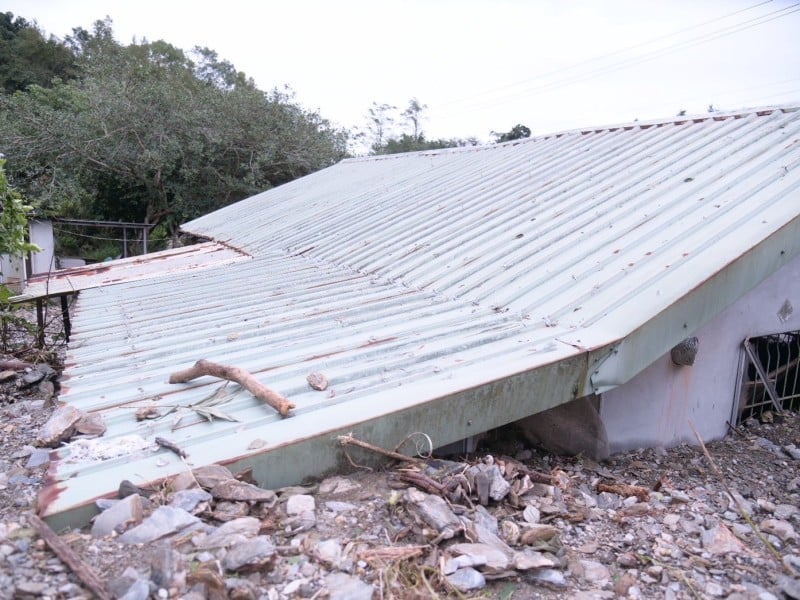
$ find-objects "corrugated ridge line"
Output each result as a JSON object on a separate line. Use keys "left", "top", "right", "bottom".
{"left": 537, "top": 117, "right": 800, "bottom": 324}
{"left": 61, "top": 253, "right": 562, "bottom": 409}
{"left": 506, "top": 110, "right": 800, "bottom": 317}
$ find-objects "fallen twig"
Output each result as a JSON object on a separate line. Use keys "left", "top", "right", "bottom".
{"left": 596, "top": 482, "right": 650, "bottom": 502}
{"left": 338, "top": 433, "right": 425, "bottom": 465}
{"left": 169, "top": 359, "right": 294, "bottom": 417}
{"left": 29, "top": 514, "right": 113, "bottom": 600}
{"left": 689, "top": 420, "right": 789, "bottom": 573}
{"left": 0, "top": 358, "right": 33, "bottom": 370}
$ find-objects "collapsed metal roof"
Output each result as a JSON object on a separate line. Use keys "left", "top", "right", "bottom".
{"left": 41, "top": 106, "right": 800, "bottom": 528}
{"left": 14, "top": 241, "right": 249, "bottom": 301}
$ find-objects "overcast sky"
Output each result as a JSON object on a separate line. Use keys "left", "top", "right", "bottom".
{"left": 5, "top": 0, "right": 800, "bottom": 144}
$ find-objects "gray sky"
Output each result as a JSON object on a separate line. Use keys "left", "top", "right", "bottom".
{"left": 5, "top": 0, "right": 800, "bottom": 144}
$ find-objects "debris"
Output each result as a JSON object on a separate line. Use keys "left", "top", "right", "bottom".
{"left": 135, "top": 406, "right": 160, "bottom": 421}
{"left": 596, "top": 481, "right": 650, "bottom": 502}
{"left": 0, "top": 359, "right": 33, "bottom": 370}
{"left": 169, "top": 359, "right": 295, "bottom": 417}
{"left": 306, "top": 372, "right": 328, "bottom": 391}
{"left": 36, "top": 404, "right": 84, "bottom": 447}
{"left": 118, "top": 506, "right": 200, "bottom": 544}
{"left": 91, "top": 494, "right": 144, "bottom": 537}
{"left": 155, "top": 436, "right": 187, "bottom": 459}
{"left": 210, "top": 479, "right": 277, "bottom": 505}
{"left": 29, "top": 514, "right": 114, "bottom": 600}
{"left": 338, "top": 432, "right": 425, "bottom": 467}
{"left": 222, "top": 536, "right": 276, "bottom": 572}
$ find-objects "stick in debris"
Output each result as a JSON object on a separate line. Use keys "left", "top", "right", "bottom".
{"left": 596, "top": 482, "right": 650, "bottom": 502}
{"left": 338, "top": 433, "right": 425, "bottom": 465}
{"left": 169, "top": 359, "right": 295, "bottom": 417}
{"left": 0, "top": 358, "right": 33, "bottom": 370}
{"left": 688, "top": 420, "right": 789, "bottom": 573}
{"left": 155, "top": 436, "right": 188, "bottom": 458}
{"left": 29, "top": 514, "right": 113, "bottom": 600}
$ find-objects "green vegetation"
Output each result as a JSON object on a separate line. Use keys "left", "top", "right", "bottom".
{"left": 0, "top": 11, "right": 531, "bottom": 260}
{"left": 0, "top": 16, "right": 348, "bottom": 241}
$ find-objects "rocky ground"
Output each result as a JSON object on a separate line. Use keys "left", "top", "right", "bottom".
{"left": 1, "top": 305, "right": 799, "bottom": 599}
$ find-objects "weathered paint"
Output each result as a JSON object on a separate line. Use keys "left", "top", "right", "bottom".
{"left": 601, "top": 250, "right": 800, "bottom": 451}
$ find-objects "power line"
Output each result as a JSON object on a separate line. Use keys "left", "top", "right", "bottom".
{"left": 437, "top": 0, "right": 778, "bottom": 108}
{"left": 458, "top": 2, "right": 800, "bottom": 113}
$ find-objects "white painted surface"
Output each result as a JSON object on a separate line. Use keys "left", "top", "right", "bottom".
{"left": 29, "top": 220, "right": 55, "bottom": 275}
{"left": 0, "top": 253, "right": 26, "bottom": 293}
{"left": 601, "top": 251, "right": 800, "bottom": 453}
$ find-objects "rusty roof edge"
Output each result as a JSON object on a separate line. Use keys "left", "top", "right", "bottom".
{"left": 586, "top": 214, "right": 800, "bottom": 393}
{"left": 40, "top": 348, "right": 593, "bottom": 531}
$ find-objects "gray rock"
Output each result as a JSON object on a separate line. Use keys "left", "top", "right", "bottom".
{"left": 701, "top": 523, "right": 748, "bottom": 555}
{"left": 314, "top": 538, "right": 343, "bottom": 567}
{"left": 24, "top": 448, "right": 50, "bottom": 469}
{"left": 324, "top": 501, "right": 357, "bottom": 513}
{"left": 449, "top": 542, "right": 509, "bottom": 571}
{"left": 119, "top": 506, "right": 199, "bottom": 544}
{"left": 761, "top": 518, "right": 796, "bottom": 542}
{"left": 512, "top": 549, "right": 557, "bottom": 570}
{"left": 405, "top": 488, "right": 460, "bottom": 535}
{"left": 150, "top": 543, "right": 181, "bottom": 588}
{"left": 119, "top": 579, "right": 150, "bottom": 600}
{"left": 325, "top": 572, "right": 374, "bottom": 600}
{"left": 780, "top": 575, "right": 800, "bottom": 600}
{"left": 526, "top": 568, "right": 568, "bottom": 587}
{"left": 210, "top": 479, "right": 276, "bottom": 505}
{"left": 222, "top": 536, "right": 276, "bottom": 572}
{"left": 286, "top": 494, "right": 316, "bottom": 516}
{"left": 319, "top": 476, "right": 360, "bottom": 496}
{"left": 169, "top": 488, "right": 212, "bottom": 513}
{"left": 193, "top": 517, "right": 261, "bottom": 549}
{"left": 445, "top": 567, "right": 486, "bottom": 591}
{"left": 580, "top": 559, "right": 610, "bottom": 585}
{"left": 91, "top": 493, "right": 143, "bottom": 537}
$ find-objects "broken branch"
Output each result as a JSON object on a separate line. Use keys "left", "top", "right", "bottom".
{"left": 169, "top": 359, "right": 294, "bottom": 417}
{"left": 0, "top": 359, "right": 33, "bottom": 370}
{"left": 338, "top": 433, "right": 425, "bottom": 465}
{"left": 29, "top": 514, "right": 113, "bottom": 600}
{"left": 688, "top": 420, "right": 789, "bottom": 573}
{"left": 596, "top": 482, "right": 650, "bottom": 502}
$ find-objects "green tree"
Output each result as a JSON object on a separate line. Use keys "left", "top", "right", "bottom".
{"left": 0, "top": 12, "right": 78, "bottom": 93}
{"left": 402, "top": 97, "right": 427, "bottom": 143}
{"left": 0, "top": 159, "right": 38, "bottom": 257}
{"left": 367, "top": 99, "right": 478, "bottom": 155}
{"left": 0, "top": 18, "right": 348, "bottom": 235}
{"left": 492, "top": 124, "right": 531, "bottom": 143}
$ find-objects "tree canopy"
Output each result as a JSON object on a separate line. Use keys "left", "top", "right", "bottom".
{"left": 366, "top": 99, "right": 479, "bottom": 155}
{"left": 0, "top": 12, "right": 78, "bottom": 94}
{"left": 0, "top": 18, "right": 348, "bottom": 237}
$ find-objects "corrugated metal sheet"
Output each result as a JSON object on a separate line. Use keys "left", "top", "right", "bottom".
{"left": 12, "top": 241, "right": 249, "bottom": 302}
{"left": 41, "top": 106, "right": 800, "bottom": 528}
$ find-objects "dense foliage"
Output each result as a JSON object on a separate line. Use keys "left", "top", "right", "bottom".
{"left": 0, "top": 17, "right": 348, "bottom": 237}
{"left": 0, "top": 12, "right": 78, "bottom": 94}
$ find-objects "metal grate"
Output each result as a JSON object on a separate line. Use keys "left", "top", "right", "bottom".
{"left": 738, "top": 332, "right": 800, "bottom": 421}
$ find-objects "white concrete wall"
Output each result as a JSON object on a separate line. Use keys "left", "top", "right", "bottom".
{"left": 0, "top": 253, "right": 26, "bottom": 293}
{"left": 29, "top": 220, "right": 55, "bottom": 275}
{"left": 601, "top": 252, "right": 800, "bottom": 453}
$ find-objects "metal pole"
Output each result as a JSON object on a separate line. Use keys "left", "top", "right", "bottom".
{"left": 123, "top": 227, "right": 128, "bottom": 258}
{"left": 143, "top": 227, "right": 148, "bottom": 255}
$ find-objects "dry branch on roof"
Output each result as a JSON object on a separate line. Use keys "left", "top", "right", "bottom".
{"left": 169, "top": 359, "right": 295, "bottom": 417}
